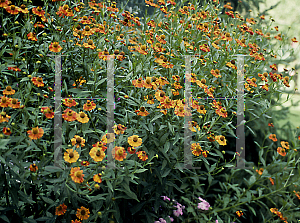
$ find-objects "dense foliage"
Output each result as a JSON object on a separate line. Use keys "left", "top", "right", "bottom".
{"left": 0, "top": 0, "right": 300, "bottom": 222}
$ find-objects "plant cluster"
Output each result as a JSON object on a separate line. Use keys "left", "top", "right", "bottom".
{"left": 0, "top": 0, "right": 300, "bottom": 222}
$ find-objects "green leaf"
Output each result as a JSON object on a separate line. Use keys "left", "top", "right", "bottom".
{"left": 0, "top": 215, "right": 9, "bottom": 223}
{"left": 164, "top": 141, "right": 170, "bottom": 153}
{"left": 249, "top": 175, "right": 256, "bottom": 185}
{"left": 41, "top": 196, "right": 54, "bottom": 204}
{"left": 168, "top": 122, "right": 174, "bottom": 135}
{"left": 161, "top": 168, "right": 171, "bottom": 178}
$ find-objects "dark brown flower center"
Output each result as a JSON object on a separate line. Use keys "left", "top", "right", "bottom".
{"left": 53, "top": 43, "right": 59, "bottom": 48}
{"left": 85, "top": 26, "right": 90, "bottom": 31}
{"left": 220, "top": 136, "right": 225, "bottom": 141}
{"left": 69, "top": 152, "right": 74, "bottom": 158}
{"left": 57, "top": 206, "right": 62, "bottom": 211}
{"left": 68, "top": 111, "right": 73, "bottom": 116}
{"left": 33, "top": 127, "right": 39, "bottom": 134}
{"left": 76, "top": 171, "right": 82, "bottom": 177}
{"left": 179, "top": 107, "right": 183, "bottom": 112}
{"left": 200, "top": 105, "right": 204, "bottom": 110}
{"left": 1, "top": 98, "right": 7, "bottom": 103}
{"left": 37, "top": 77, "right": 43, "bottom": 82}
{"left": 133, "top": 136, "right": 138, "bottom": 142}
{"left": 11, "top": 5, "right": 16, "bottom": 10}
{"left": 76, "top": 137, "right": 81, "bottom": 143}
{"left": 83, "top": 16, "right": 88, "bottom": 20}
{"left": 37, "top": 6, "right": 42, "bottom": 12}
{"left": 96, "top": 150, "right": 101, "bottom": 156}
{"left": 81, "top": 210, "right": 86, "bottom": 215}
{"left": 12, "top": 99, "right": 17, "bottom": 104}
{"left": 140, "top": 107, "right": 145, "bottom": 112}
{"left": 80, "top": 113, "right": 85, "bottom": 118}
{"left": 117, "top": 149, "right": 124, "bottom": 156}
{"left": 201, "top": 79, "right": 206, "bottom": 84}
{"left": 160, "top": 92, "right": 165, "bottom": 97}
{"left": 6, "top": 86, "right": 12, "bottom": 91}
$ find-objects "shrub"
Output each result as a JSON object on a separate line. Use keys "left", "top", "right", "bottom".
{"left": 0, "top": 0, "right": 299, "bottom": 222}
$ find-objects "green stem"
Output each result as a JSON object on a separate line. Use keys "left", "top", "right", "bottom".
{"left": 213, "top": 181, "right": 294, "bottom": 214}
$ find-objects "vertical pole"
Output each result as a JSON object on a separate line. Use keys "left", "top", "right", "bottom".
{"left": 106, "top": 55, "right": 116, "bottom": 169}
{"left": 184, "top": 55, "right": 193, "bottom": 169}
{"left": 235, "top": 55, "right": 246, "bottom": 168}
{"left": 54, "top": 55, "right": 62, "bottom": 168}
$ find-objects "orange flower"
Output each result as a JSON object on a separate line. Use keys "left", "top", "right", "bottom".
{"left": 83, "top": 39, "right": 96, "bottom": 49}
{"left": 71, "top": 220, "right": 81, "bottom": 223}
{"left": 269, "top": 134, "right": 277, "bottom": 142}
{"left": 5, "top": 5, "right": 20, "bottom": 14}
{"left": 215, "top": 107, "right": 227, "bottom": 118}
{"left": 89, "top": 147, "right": 105, "bottom": 162}
{"left": 0, "top": 0, "right": 9, "bottom": 8}
{"left": 93, "top": 173, "right": 102, "bottom": 183}
{"left": 3, "top": 86, "right": 15, "bottom": 95}
{"left": 136, "top": 151, "right": 148, "bottom": 161}
{"left": 191, "top": 143, "right": 203, "bottom": 156}
{"left": 127, "top": 147, "right": 136, "bottom": 154}
{"left": 63, "top": 98, "right": 77, "bottom": 107}
{"left": 293, "top": 190, "right": 300, "bottom": 200}
{"left": 280, "top": 141, "right": 289, "bottom": 150}
{"left": 113, "top": 124, "right": 127, "bottom": 135}
{"left": 8, "top": 98, "right": 21, "bottom": 109}
{"left": 268, "top": 123, "right": 274, "bottom": 127}
{"left": 132, "top": 77, "right": 145, "bottom": 88}
{"left": 101, "top": 133, "right": 115, "bottom": 144}
{"left": 70, "top": 167, "right": 84, "bottom": 183}
{"left": 41, "top": 107, "right": 54, "bottom": 119}
{"left": 291, "top": 37, "right": 298, "bottom": 43}
{"left": 128, "top": 135, "right": 142, "bottom": 147}
{"left": 32, "top": 6, "right": 45, "bottom": 16}
{"left": 19, "top": 4, "right": 29, "bottom": 13}
{"left": 83, "top": 100, "right": 96, "bottom": 111}
{"left": 71, "top": 135, "right": 85, "bottom": 148}
{"left": 269, "top": 178, "right": 274, "bottom": 185}
{"left": 197, "top": 105, "right": 207, "bottom": 115}
{"left": 0, "top": 96, "right": 9, "bottom": 107}
{"left": 210, "top": 69, "right": 221, "bottom": 78}
{"left": 81, "top": 161, "right": 90, "bottom": 166}
{"left": 215, "top": 135, "right": 227, "bottom": 146}
{"left": 64, "top": 149, "right": 79, "bottom": 163}
{"left": 236, "top": 210, "right": 243, "bottom": 217}
{"left": 81, "top": 26, "right": 95, "bottom": 36}
{"left": 202, "top": 150, "right": 209, "bottom": 158}
{"left": 3, "top": 127, "right": 11, "bottom": 136}
{"left": 76, "top": 206, "right": 90, "bottom": 220}
{"left": 29, "top": 163, "right": 38, "bottom": 172}
{"left": 76, "top": 112, "right": 89, "bottom": 123}
{"left": 112, "top": 146, "right": 127, "bottom": 161}
{"left": 135, "top": 106, "right": 149, "bottom": 116}
{"left": 174, "top": 105, "right": 185, "bottom": 117}
{"left": 155, "top": 90, "right": 167, "bottom": 102}
{"left": 261, "top": 84, "right": 269, "bottom": 91}
{"left": 27, "top": 127, "right": 44, "bottom": 140}
{"left": 277, "top": 147, "right": 286, "bottom": 156}
{"left": 0, "top": 111, "right": 10, "bottom": 123}
{"left": 55, "top": 203, "right": 67, "bottom": 216}
{"left": 256, "top": 168, "right": 264, "bottom": 175}
{"left": 62, "top": 108, "right": 77, "bottom": 122}
{"left": 27, "top": 32, "right": 37, "bottom": 41}
{"left": 31, "top": 77, "right": 44, "bottom": 87}
{"left": 49, "top": 42, "right": 62, "bottom": 53}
